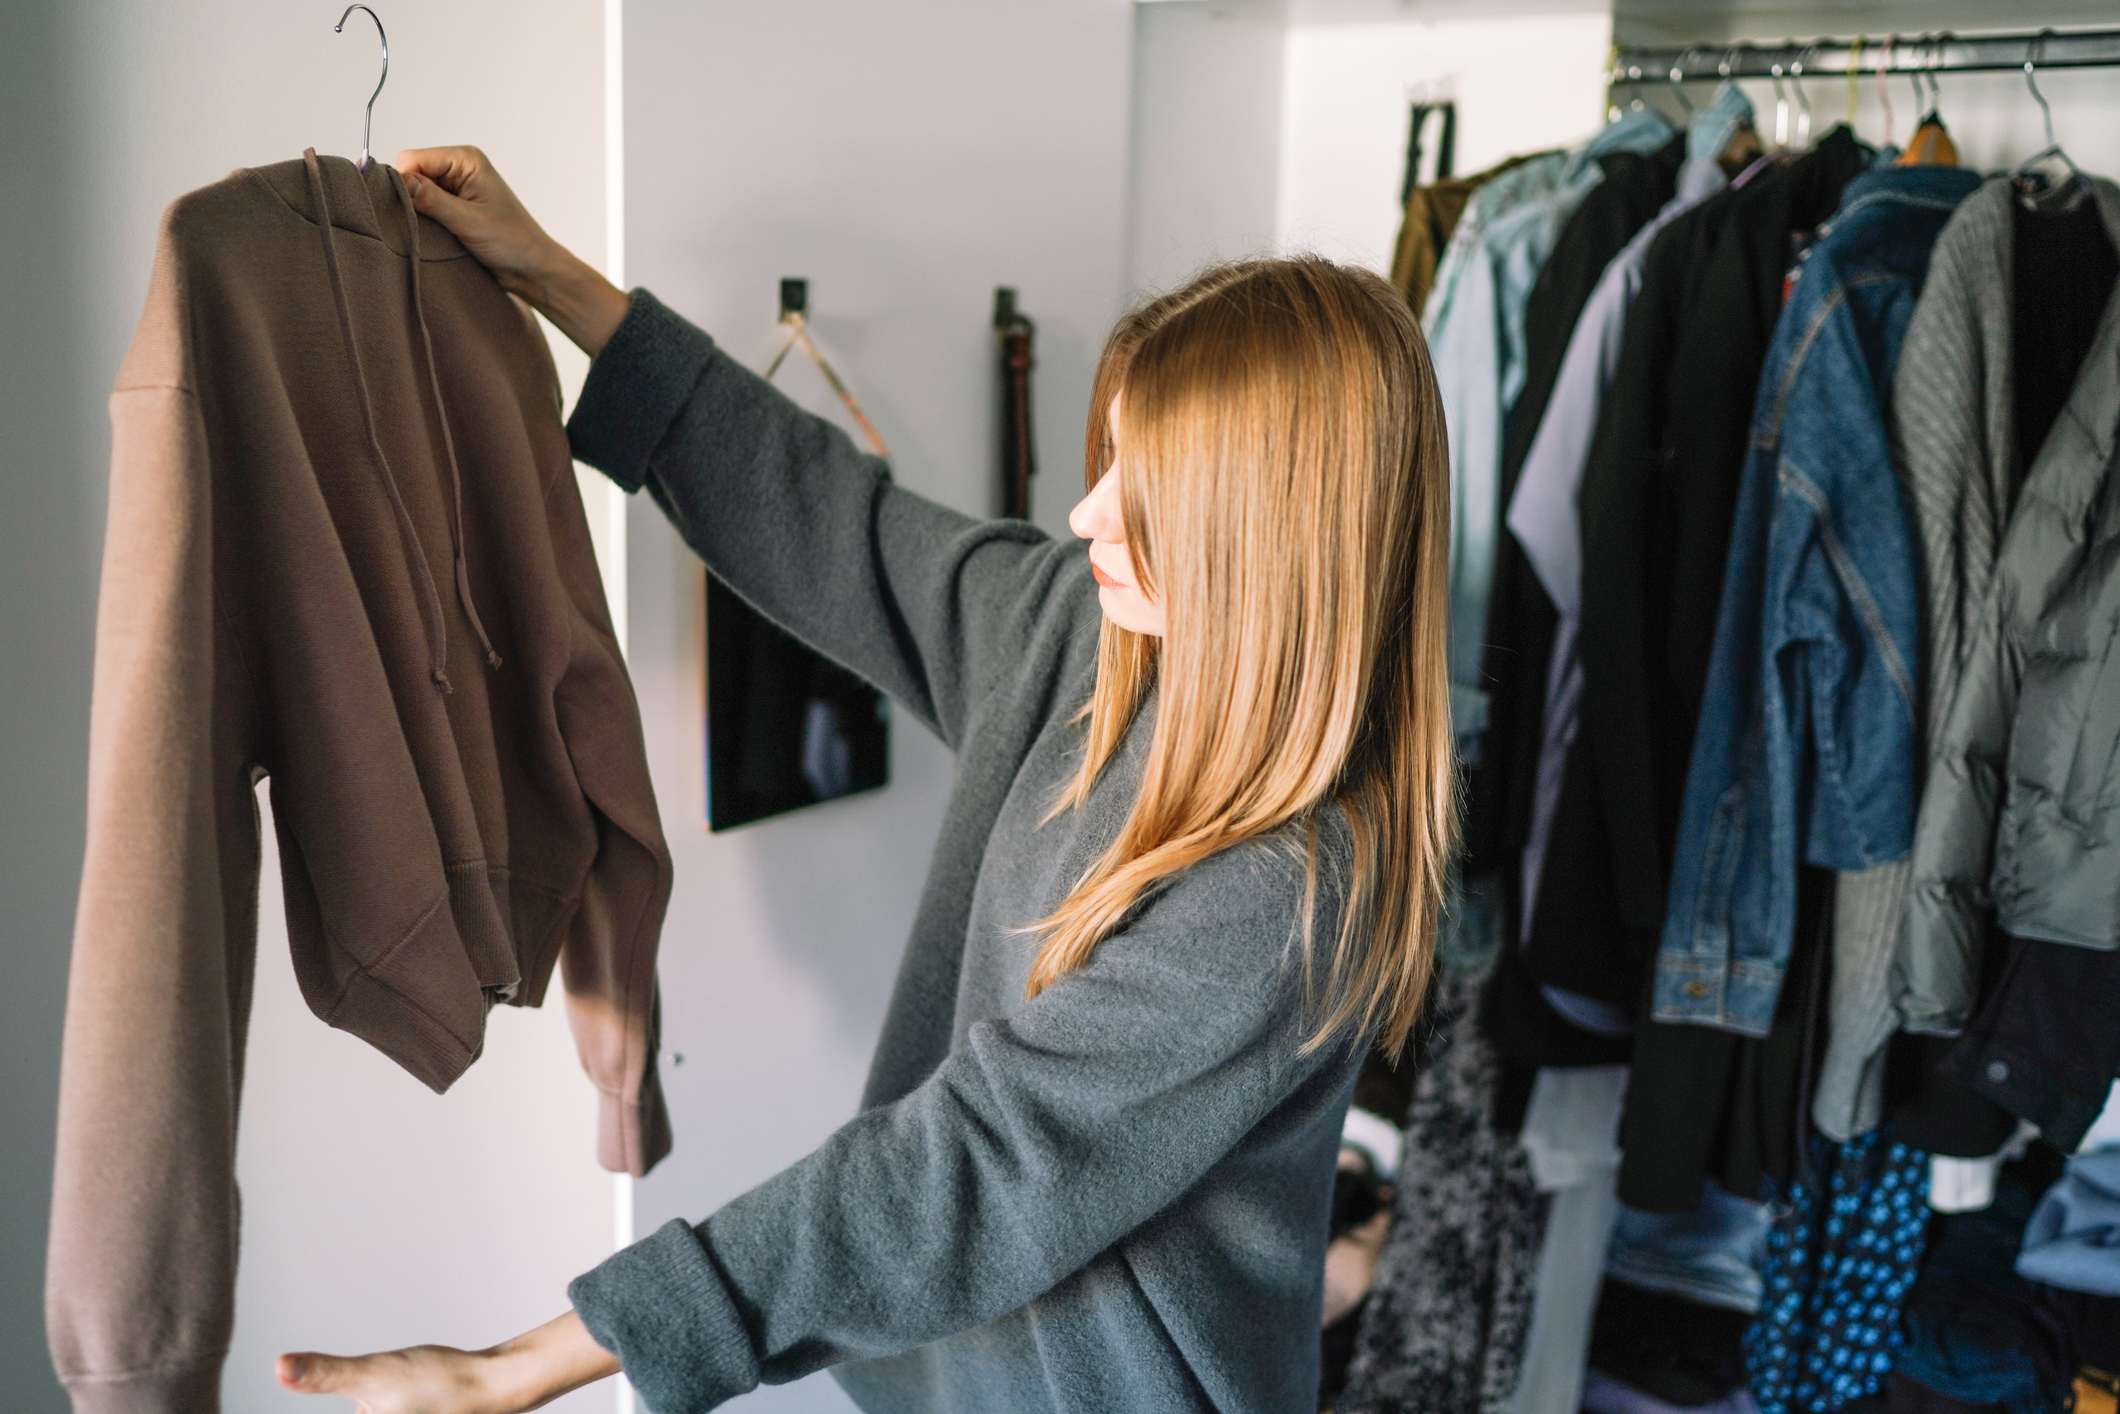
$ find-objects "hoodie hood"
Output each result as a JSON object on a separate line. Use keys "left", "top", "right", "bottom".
{"left": 296, "top": 146, "right": 502, "bottom": 692}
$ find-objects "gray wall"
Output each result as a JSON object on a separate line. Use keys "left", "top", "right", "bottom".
{"left": 4, "top": 4, "right": 619, "bottom": 1409}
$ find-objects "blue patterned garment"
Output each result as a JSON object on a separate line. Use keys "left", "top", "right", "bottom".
{"left": 1744, "top": 1132, "right": 1931, "bottom": 1414}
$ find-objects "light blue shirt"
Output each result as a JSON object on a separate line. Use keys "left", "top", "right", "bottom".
{"left": 1431, "top": 108, "right": 1673, "bottom": 766}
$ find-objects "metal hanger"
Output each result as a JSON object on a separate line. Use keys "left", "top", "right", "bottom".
{"left": 333, "top": 4, "right": 388, "bottom": 172}
{"left": 2013, "top": 28, "right": 2086, "bottom": 208}
{"left": 1766, "top": 52, "right": 1786, "bottom": 148}
{"left": 1875, "top": 33, "right": 1895, "bottom": 148}
{"left": 1790, "top": 42, "right": 1818, "bottom": 147}
{"left": 1667, "top": 47, "right": 1697, "bottom": 116}
{"left": 1897, "top": 32, "right": 1959, "bottom": 166}
{"left": 1920, "top": 33, "right": 1949, "bottom": 121}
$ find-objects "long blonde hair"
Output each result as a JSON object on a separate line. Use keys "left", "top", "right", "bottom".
{"left": 1023, "top": 254, "right": 1457, "bottom": 1063}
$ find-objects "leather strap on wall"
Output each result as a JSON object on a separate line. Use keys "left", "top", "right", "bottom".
{"left": 764, "top": 311, "right": 890, "bottom": 459}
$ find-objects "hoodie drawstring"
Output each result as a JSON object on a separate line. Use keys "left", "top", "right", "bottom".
{"left": 388, "top": 163, "right": 504, "bottom": 675}
{"left": 300, "top": 147, "right": 502, "bottom": 693}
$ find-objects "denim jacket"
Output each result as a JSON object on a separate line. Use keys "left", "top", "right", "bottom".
{"left": 1654, "top": 166, "right": 1981, "bottom": 1032}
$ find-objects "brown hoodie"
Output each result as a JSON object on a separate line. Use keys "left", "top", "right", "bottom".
{"left": 45, "top": 149, "right": 673, "bottom": 1411}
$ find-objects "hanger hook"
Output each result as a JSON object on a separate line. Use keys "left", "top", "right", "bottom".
{"left": 2024, "top": 28, "right": 2058, "bottom": 149}
{"left": 1791, "top": 41, "right": 1817, "bottom": 145}
{"left": 333, "top": 5, "right": 389, "bottom": 172}
{"left": 1876, "top": 32, "right": 1896, "bottom": 147}
{"left": 1667, "top": 45, "right": 1696, "bottom": 114}
{"left": 1768, "top": 51, "right": 1790, "bottom": 147}
{"left": 1926, "top": 32, "right": 1949, "bottom": 111}
{"left": 1718, "top": 44, "right": 1740, "bottom": 82}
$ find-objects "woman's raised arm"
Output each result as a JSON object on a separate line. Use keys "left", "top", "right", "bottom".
{"left": 398, "top": 144, "right": 1089, "bottom": 749}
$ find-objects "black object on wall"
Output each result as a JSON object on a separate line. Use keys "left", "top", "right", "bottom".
{"left": 705, "top": 579, "right": 888, "bottom": 830}
{"left": 995, "top": 286, "right": 1037, "bottom": 520}
{"left": 703, "top": 277, "right": 890, "bottom": 831}
{"left": 1401, "top": 100, "right": 1456, "bottom": 204}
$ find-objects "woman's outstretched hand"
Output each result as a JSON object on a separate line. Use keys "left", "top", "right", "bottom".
{"left": 395, "top": 144, "right": 631, "bottom": 359}
{"left": 278, "top": 1308, "right": 620, "bottom": 1412}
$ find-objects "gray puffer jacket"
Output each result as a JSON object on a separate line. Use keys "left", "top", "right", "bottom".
{"left": 1896, "top": 177, "right": 2120, "bottom": 1027}
{"left": 1995, "top": 417, "right": 2120, "bottom": 949}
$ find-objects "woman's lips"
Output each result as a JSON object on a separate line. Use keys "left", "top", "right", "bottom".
{"left": 1090, "top": 558, "right": 1127, "bottom": 590}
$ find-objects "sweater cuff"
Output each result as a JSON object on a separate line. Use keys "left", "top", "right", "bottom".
{"left": 597, "top": 1071, "right": 674, "bottom": 1179}
{"left": 567, "top": 1216, "right": 759, "bottom": 1412}
{"left": 62, "top": 1363, "right": 222, "bottom": 1413}
{"left": 565, "top": 286, "right": 720, "bottom": 495}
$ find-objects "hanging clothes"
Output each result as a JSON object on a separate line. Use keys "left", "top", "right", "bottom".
{"left": 1434, "top": 108, "right": 1673, "bottom": 778}
{"left": 1341, "top": 964, "right": 1546, "bottom": 1414}
{"left": 1390, "top": 150, "right": 1541, "bottom": 315}
{"left": 1465, "top": 131, "right": 1696, "bottom": 1009}
{"left": 1484, "top": 145, "right": 1732, "bottom": 1053}
{"left": 1892, "top": 1147, "right": 2071, "bottom": 1414}
{"left": 1818, "top": 177, "right": 2120, "bottom": 1144}
{"left": 1424, "top": 151, "right": 1569, "bottom": 338}
{"left": 1505, "top": 1065, "right": 1628, "bottom": 1414}
{"left": 44, "top": 150, "right": 677, "bottom": 1408}
{"left": 1655, "top": 164, "right": 1981, "bottom": 1036}
{"left": 1894, "top": 178, "right": 2120, "bottom": 1039}
{"left": 1579, "top": 128, "right": 1874, "bottom": 1214}
{"left": 1745, "top": 1132, "right": 1932, "bottom": 1414}
{"left": 1579, "top": 124, "right": 1868, "bottom": 959}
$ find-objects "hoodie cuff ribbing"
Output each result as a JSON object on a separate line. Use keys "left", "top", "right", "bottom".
{"left": 61, "top": 1362, "right": 222, "bottom": 1413}
{"left": 565, "top": 287, "right": 720, "bottom": 496}
{"left": 567, "top": 1216, "right": 759, "bottom": 1413}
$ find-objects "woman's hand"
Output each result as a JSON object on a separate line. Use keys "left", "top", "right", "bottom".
{"left": 395, "top": 145, "right": 631, "bottom": 358}
{"left": 278, "top": 1309, "right": 620, "bottom": 1412}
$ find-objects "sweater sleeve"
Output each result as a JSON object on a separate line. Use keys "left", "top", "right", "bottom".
{"left": 564, "top": 286, "right": 1077, "bottom": 749}
{"left": 46, "top": 385, "right": 263, "bottom": 1412}
{"left": 563, "top": 838, "right": 1342, "bottom": 1411}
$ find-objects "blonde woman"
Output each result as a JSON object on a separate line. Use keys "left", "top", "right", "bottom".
{"left": 280, "top": 145, "right": 1456, "bottom": 1414}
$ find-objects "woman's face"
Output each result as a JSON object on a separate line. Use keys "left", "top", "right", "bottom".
{"left": 1067, "top": 398, "right": 1166, "bottom": 637}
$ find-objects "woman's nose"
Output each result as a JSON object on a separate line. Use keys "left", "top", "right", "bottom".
{"left": 1069, "top": 469, "right": 1123, "bottom": 542}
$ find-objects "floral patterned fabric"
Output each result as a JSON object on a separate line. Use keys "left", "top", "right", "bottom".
{"left": 1339, "top": 960, "right": 1546, "bottom": 1412}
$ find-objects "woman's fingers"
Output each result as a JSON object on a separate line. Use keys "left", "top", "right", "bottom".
{"left": 278, "top": 1348, "right": 356, "bottom": 1393}
{"left": 388, "top": 145, "right": 558, "bottom": 299}
{"left": 277, "top": 1342, "right": 511, "bottom": 1412}
{"left": 394, "top": 144, "right": 489, "bottom": 198}
{"left": 401, "top": 167, "right": 481, "bottom": 233}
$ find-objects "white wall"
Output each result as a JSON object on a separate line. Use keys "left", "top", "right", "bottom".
{"left": 615, "top": 1, "right": 1133, "bottom": 1410}
{"left": 1127, "top": 1, "right": 1616, "bottom": 288}
{"left": 1275, "top": 8, "right": 1617, "bottom": 270}
{"left": 1127, "top": 0, "right": 1290, "bottom": 296}
{"left": 4, "top": 3, "right": 620, "bottom": 1410}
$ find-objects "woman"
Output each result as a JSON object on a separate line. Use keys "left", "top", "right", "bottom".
{"left": 278, "top": 144, "right": 1455, "bottom": 1414}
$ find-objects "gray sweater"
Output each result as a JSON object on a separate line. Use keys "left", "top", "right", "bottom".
{"left": 561, "top": 287, "right": 1363, "bottom": 1413}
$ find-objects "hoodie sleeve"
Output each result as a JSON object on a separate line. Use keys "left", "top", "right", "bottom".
{"left": 46, "top": 381, "right": 264, "bottom": 1412}
{"left": 562, "top": 287, "right": 1082, "bottom": 751}
{"left": 561, "top": 834, "right": 1345, "bottom": 1412}
{"left": 542, "top": 457, "right": 676, "bottom": 1178}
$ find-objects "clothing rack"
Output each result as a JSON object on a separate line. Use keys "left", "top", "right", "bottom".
{"left": 1609, "top": 26, "right": 2120, "bottom": 86}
